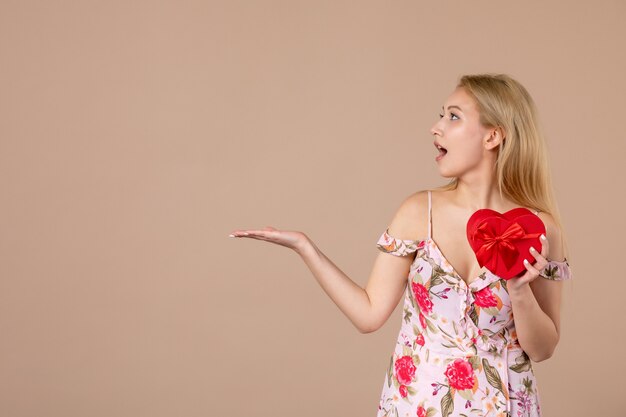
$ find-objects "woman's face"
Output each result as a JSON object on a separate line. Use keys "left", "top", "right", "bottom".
{"left": 429, "top": 86, "right": 499, "bottom": 178}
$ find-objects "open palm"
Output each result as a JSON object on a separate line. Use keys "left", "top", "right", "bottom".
{"left": 229, "top": 226, "right": 309, "bottom": 253}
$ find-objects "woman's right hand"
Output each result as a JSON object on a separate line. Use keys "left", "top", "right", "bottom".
{"left": 229, "top": 225, "right": 376, "bottom": 333}
{"left": 228, "top": 226, "right": 310, "bottom": 254}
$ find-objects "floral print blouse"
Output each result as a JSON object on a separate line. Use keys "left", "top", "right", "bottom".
{"left": 375, "top": 191, "right": 573, "bottom": 417}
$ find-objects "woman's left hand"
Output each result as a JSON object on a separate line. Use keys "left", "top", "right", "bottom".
{"left": 506, "top": 234, "right": 549, "bottom": 294}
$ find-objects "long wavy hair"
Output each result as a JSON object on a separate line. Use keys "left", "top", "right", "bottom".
{"left": 433, "top": 73, "right": 572, "bottom": 262}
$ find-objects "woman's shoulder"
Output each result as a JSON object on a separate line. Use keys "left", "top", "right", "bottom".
{"left": 384, "top": 190, "right": 431, "bottom": 241}
{"left": 534, "top": 211, "right": 567, "bottom": 261}
{"left": 533, "top": 211, "right": 559, "bottom": 238}
{"left": 405, "top": 189, "right": 443, "bottom": 215}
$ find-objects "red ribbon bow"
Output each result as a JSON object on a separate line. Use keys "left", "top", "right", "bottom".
{"left": 467, "top": 208, "right": 546, "bottom": 279}
{"left": 474, "top": 221, "right": 532, "bottom": 270}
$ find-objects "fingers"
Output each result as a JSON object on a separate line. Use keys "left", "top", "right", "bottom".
{"left": 229, "top": 230, "right": 263, "bottom": 238}
{"left": 529, "top": 244, "right": 548, "bottom": 268}
{"left": 516, "top": 259, "right": 537, "bottom": 285}
{"left": 510, "top": 235, "right": 548, "bottom": 286}
{"left": 521, "top": 255, "right": 542, "bottom": 284}
{"left": 522, "top": 238, "right": 549, "bottom": 282}
{"left": 228, "top": 227, "right": 276, "bottom": 239}
{"left": 539, "top": 233, "right": 549, "bottom": 259}
{"left": 523, "top": 257, "right": 538, "bottom": 273}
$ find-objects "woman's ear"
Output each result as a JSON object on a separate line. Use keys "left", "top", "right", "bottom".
{"left": 497, "top": 126, "right": 506, "bottom": 141}
{"left": 485, "top": 126, "right": 506, "bottom": 150}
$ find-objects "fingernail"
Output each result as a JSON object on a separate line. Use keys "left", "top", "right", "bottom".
{"left": 540, "top": 234, "right": 546, "bottom": 240}
{"left": 523, "top": 259, "right": 529, "bottom": 264}
{"left": 228, "top": 234, "right": 235, "bottom": 238}
{"left": 530, "top": 246, "right": 535, "bottom": 252}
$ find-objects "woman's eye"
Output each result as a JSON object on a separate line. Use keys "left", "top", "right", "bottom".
{"left": 438, "top": 113, "right": 459, "bottom": 120}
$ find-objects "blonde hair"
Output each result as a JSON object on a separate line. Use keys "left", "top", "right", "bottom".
{"left": 433, "top": 73, "right": 571, "bottom": 263}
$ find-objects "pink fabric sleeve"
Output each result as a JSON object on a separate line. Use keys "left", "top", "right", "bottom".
{"left": 538, "top": 258, "right": 573, "bottom": 281}
{"left": 376, "top": 228, "right": 420, "bottom": 257}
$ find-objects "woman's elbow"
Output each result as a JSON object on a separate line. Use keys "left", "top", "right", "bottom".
{"left": 359, "top": 326, "right": 374, "bottom": 334}
{"left": 530, "top": 351, "right": 552, "bottom": 362}
{"left": 359, "top": 317, "right": 383, "bottom": 334}
{"left": 530, "top": 345, "right": 557, "bottom": 362}
{"left": 359, "top": 323, "right": 378, "bottom": 334}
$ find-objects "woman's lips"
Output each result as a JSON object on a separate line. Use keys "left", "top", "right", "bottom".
{"left": 433, "top": 140, "right": 447, "bottom": 161}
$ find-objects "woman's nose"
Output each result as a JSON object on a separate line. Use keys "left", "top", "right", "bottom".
{"left": 430, "top": 123, "right": 441, "bottom": 136}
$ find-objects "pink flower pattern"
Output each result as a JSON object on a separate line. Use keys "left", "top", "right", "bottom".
{"left": 375, "top": 220, "right": 573, "bottom": 417}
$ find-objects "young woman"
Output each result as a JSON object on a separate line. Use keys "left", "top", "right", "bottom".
{"left": 229, "top": 73, "right": 573, "bottom": 417}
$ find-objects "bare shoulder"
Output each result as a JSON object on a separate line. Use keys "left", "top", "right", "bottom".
{"left": 385, "top": 190, "right": 430, "bottom": 241}
{"left": 536, "top": 211, "right": 566, "bottom": 262}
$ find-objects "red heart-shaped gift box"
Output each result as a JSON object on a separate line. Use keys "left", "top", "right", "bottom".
{"left": 466, "top": 208, "right": 546, "bottom": 280}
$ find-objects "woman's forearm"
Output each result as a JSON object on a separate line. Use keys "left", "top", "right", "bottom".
{"left": 296, "top": 238, "right": 374, "bottom": 333}
{"left": 508, "top": 284, "right": 559, "bottom": 362}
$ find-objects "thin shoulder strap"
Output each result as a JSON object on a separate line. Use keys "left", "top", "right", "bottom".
{"left": 428, "top": 190, "right": 432, "bottom": 240}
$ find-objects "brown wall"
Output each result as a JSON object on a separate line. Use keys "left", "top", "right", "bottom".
{"left": 1, "top": 1, "right": 624, "bottom": 416}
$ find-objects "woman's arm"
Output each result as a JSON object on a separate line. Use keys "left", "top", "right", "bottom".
{"left": 296, "top": 236, "right": 412, "bottom": 333}
{"left": 230, "top": 192, "right": 424, "bottom": 334}
{"left": 295, "top": 193, "right": 424, "bottom": 333}
{"left": 507, "top": 214, "right": 566, "bottom": 362}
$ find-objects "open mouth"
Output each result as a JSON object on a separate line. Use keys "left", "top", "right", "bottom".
{"left": 436, "top": 145, "right": 448, "bottom": 157}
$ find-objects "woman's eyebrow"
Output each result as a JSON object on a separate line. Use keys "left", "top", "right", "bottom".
{"left": 441, "top": 105, "right": 463, "bottom": 112}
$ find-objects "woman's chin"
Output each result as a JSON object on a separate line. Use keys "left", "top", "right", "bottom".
{"left": 435, "top": 166, "right": 455, "bottom": 178}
